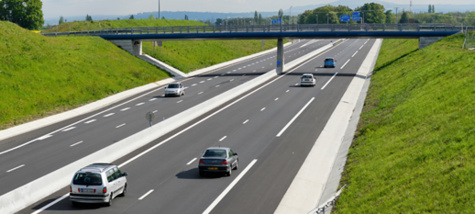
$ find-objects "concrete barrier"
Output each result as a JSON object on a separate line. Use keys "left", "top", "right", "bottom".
{"left": 0, "top": 41, "right": 336, "bottom": 214}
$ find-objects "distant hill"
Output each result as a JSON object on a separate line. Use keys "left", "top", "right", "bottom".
{"left": 44, "top": 0, "right": 475, "bottom": 26}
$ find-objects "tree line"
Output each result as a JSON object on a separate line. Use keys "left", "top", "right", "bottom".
{"left": 0, "top": 0, "right": 44, "bottom": 30}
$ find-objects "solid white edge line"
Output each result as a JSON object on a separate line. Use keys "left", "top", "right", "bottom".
{"left": 187, "top": 158, "right": 197, "bottom": 165}
{"left": 202, "top": 159, "right": 258, "bottom": 214}
{"left": 7, "top": 164, "right": 25, "bottom": 173}
{"left": 276, "top": 97, "right": 315, "bottom": 137}
{"left": 138, "top": 189, "right": 154, "bottom": 200}
{"left": 321, "top": 72, "right": 338, "bottom": 90}
{"left": 31, "top": 193, "right": 69, "bottom": 214}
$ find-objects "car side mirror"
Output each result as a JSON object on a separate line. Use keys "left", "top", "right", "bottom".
{"left": 233, "top": 153, "right": 238, "bottom": 156}
{"left": 122, "top": 172, "right": 128, "bottom": 177}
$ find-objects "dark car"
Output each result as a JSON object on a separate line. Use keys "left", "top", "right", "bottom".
{"left": 198, "top": 147, "right": 239, "bottom": 176}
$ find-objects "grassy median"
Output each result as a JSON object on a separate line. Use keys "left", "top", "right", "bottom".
{"left": 335, "top": 35, "right": 475, "bottom": 212}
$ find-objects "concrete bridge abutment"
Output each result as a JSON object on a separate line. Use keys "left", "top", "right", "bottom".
{"left": 419, "top": 36, "right": 446, "bottom": 49}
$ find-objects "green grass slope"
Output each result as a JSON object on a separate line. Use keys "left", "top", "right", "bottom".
{"left": 0, "top": 21, "right": 169, "bottom": 129}
{"left": 43, "top": 19, "right": 206, "bottom": 32}
{"left": 143, "top": 40, "right": 278, "bottom": 73}
{"left": 335, "top": 36, "right": 474, "bottom": 213}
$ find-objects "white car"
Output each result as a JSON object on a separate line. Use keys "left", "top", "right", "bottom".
{"left": 69, "top": 163, "right": 127, "bottom": 206}
{"left": 165, "top": 82, "right": 185, "bottom": 97}
{"left": 300, "top": 73, "right": 316, "bottom": 87}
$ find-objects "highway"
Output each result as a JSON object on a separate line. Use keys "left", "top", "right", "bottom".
{"left": 8, "top": 38, "right": 377, "bottom": 213}
{"left": 0, "top": 39, "right": 349, "bottom": 212}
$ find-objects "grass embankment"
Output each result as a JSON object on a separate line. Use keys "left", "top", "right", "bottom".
{"left": 335, "top": 36, "right": 474, "bottom": 213}
{"left": 143, "top": 40, "right": 278, "bottom": 72}
{"left": 0, "top": 21, "right": 169, "bottom": 129}
{"left": 43, "top": 19, "right": 206, "bottom": 32}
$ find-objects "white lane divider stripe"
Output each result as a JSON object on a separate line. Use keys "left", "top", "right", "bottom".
{"left": 177, "top": 100, "right": 183, "bottom": 103}
{"left": 139, "top": 189, "right": 154, "bottom": 200}
{"left": 37, "top": 135, "right": 52, "bottom": 140}
{"left": 116, "top": 123, "right": 126, "bottom": 128}
{"left": 149, "top": 98, "right": 157, "bottom": 102}
{"left": 136, "top": 102, "right": 145, "bottom": 106}
{"left": 321, "top": 72, "right": 338, "bottom": 90}
{"left": 275, "top": 97, "right": 279, "bottom": 101}
{"left": 31, "top": 194, "right": 69, "bottom": 214}
{"left": 187, "top": 158, "right": 197, "bottom": 165}
{"left": 276, "top": 97, "right": 315, "bottom": 137}
{"left": 62, "top": 127, "right": 76, "bottom": 132}
{"left": 352, "top": 51, "right": 358, "bottom": 58}
{"left": 85, "top": 119, "right": 96, "bottom": 124}
{"left": 198, "top": 92, "right": 204, "bottom": 95}
{"left": 340, "top": 59, "right": 351, "bottom": 69}
{"left": 261, "top": 107, "right": 266, "bottom": 112}
{"left": 203, "top": 159, "right": 258, "bottom": 214}
{"left": 70, "top": 141, "right": 83, "bottom": 147}
{"left": 121, "top": 107, "right": 130, "bottom": 112}
{"left": 104, "top": 113, "right": 115, "bottom": 117}
{"left": 219, "top": 136, "right": 227, "bottom": 142}
{"left": 243, "top": 119, "right": 249, "bottom": 124}
{"left": 7, "top": 164, "right": 25, "bottom": 173}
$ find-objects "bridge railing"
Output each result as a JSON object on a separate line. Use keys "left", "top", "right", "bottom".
{"left": 41, "top": 24, "right": 463, "bottom": 37}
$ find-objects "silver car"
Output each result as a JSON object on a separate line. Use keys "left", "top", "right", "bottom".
{"left": 198, "top": 147, "right": 239, "bottom": 176}
{"left": 69, "top": 163, "right": 127, "bottom": 206}
{"left": 164, "top": 82, "right": 185, "bottom": 97}
{"left": 301, "top": 73, "right": 316, "bottom": 87}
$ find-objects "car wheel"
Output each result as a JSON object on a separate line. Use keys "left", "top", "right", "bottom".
{"left": 226, "top": 167, "right": 232, "bottom": 176}
{"left": 106, "top": 194, "right": 113, "bottom": 206}
{"left": 71, "top": 201, "right": 80, "bottom": 207}
{"left": 233, "top": 161, "right": 239, "bottom": 170}
{"left": 120, "top": 183, "right": 127, "bottom": 197}
{"left": 199, "top": 170, "right": 204, "bottom": 177}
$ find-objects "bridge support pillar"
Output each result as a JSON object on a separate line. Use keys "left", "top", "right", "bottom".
{"left": 110, "top": 40, "right": 142, "bottom": 56}
{"left": 132, "top": 40, "right": 142, "bottom": 55}
{"left": 277, "top": 38, "right": 284, "bottom": 73}
{"left": 419, "top": 36, "right": 445, "bottom": 49}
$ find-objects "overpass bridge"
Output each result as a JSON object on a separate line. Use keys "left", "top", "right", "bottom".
{"left": 43, "top": 23, "right": 462, "bottom": 73}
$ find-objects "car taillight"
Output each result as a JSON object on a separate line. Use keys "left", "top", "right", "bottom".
{"left": 220, "top": 160, "right": 228, "bottom": 165}
{"left": 199, "top": 160, "right": 205, "bottom": 164}
{"left": 94, "top": 189, "right": 96, "bottom": 193}
{"left": 69, "top": 186, "right": 72, "bottom": 192}
{"left": 103, "top": 187, "right": 107, "bottom": 193}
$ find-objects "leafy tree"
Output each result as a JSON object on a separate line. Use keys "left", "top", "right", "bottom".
{"left": 148, "top": 14, "right": 154, "bottom": 19}
{"left": 385, "top": 10, "right": 394, "bottom": 24}
{"left": 259, "top": 13, "right": 262, "bottom": 25}
{"left": 0, "top": 0, "right": 44, "bottom": 30}
{"left": 356, "top": 3, "right": 386, "bottom": 23}
{"left": 432, "top": 5, "right": 435, "bottom": 13}
{"left": 399, "top": 11, "right": 409, "bottom": 23}
{"left": 428, "top": 4, "right": 432, "bottom": 13}
{"left": 278, "top": 9, "right": 284, "bottom": 19}
{"left": 215, "top": 18, "right": 223, "bottom": 25}
{"left": 85, "top": 14, "right": 93, "bottom": 21}
{"left": 59, "top": 16, "right": 64, "bottom": 25}
{"left": 129, "top": 15, "right": 134, "bottom": 19}
{"left": 254, "top": 11, "right": 258, "bottom": 24}
{"left": 184, "top": 15, "right": 188, "bottom": 20}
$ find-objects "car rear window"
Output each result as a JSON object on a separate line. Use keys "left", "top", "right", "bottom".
{"left": 325, "top": 59, "right": 334, "bottom": 62}
{"left": 167, "top": 84, "right": 179, "bottom": 88}
{"left": 203, "top": 149, "right": 227, "bottom": 158}
{"left": 73, "top": 173, "right": 103, "bottom": 185}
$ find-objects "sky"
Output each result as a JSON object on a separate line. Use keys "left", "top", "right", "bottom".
{"left": 42, "top": 0, "right": 473, "bottom": 19}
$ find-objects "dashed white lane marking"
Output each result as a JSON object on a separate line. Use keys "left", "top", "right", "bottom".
{"left": 7, "top": 164, "right": 25, "bottom": 173}
{"left": 139, "top": 189, "right": 154, "bottom": 200}
{"left": 37, "top": 135, "right": 52, "bottom": 140}
{"left": 216, "top": 85, "right": 220, "bottom": 88}
{"left": 243, "top": 119, "right": 249, "bottom": 124}
{"left": 70, "top": 141, "right": 83, "bottom": 147}
{"left": 198, "top": 92, "right": 204, "bottom": 95}
{"left": 359, "top": 45, "right": 364, "bottom": 50}
{"left": 214, "top": 76, "right": 218, "bottom": 78}
{"left": 186, "top": 158, "right": 197, "bottom": 165}
{"left": 219, "top": 136, "right": 227, "bottom": 141}
{"left": 207, "top": 78, "right": 212, "bottom": 81}
{"left": 230, "top": 79, "right": 234, "bottom": 82}
{"left": 200, "top": 81, "right": 206, "bottom": 84}
{"left": 149, "top": 98, "right": 157, "bottom": 102}
{"left": 340, "top": 59, "right": 351, "bottom": 69}
{"left": 192, "top": 83, "right": 198, "bottom": 86}
{"left": 321, "top": 72, "right": 338, "bottom": 90}
{"left": 203, "top": 159, "right": 258, "bottom": 214}
{"left": 275, "top": 97, "right": 279, "bottom": 101}
{"left": 62, "top": 127, "right": 76, "bottom": 132}
{"left": 286, "top": 89, "right": 290, "bottom": 93}
{"left": 136, "top": 102, "right": 145, "bottom": 106}
{"left": 177, "top": 100, "right": 183, "bottom": 103}
{"left": 261, "top": 107, "right": 266, "bottom": 111}
{"left": 253, "top": 70, "right": 257, "bottom": 72}
{"left": 276, "top": 97, "right": 315, "bottom": 137}
{"left": 153, "top": 110, "right": 158, "bottom": 113}
{"left": 352, "top": 51, "right": 359, "bottom": 58}
{"left": 84, "top": 119, "right": 96, "bottom": 124}
{"left": 116, "top": 123, "right": 126, "bottom": 128}
{"left": 104, "top": 113, "right": 115, "bottom": 117}
{"left": 121, "top": 107, "right": 130, "bottom": 112}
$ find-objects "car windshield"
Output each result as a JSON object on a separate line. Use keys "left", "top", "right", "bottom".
{"left": 73, "top": 173, "right": 103, "bottom": 186}
{"left": 167, "top": 84, "right": 179, "bottom": 89}
{"left": 203, "top": 149, "right": 227, "bottom": 158}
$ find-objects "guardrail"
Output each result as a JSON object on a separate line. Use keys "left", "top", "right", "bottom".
{"left": 41, "top": 23, "right": 467, "bottom": 37}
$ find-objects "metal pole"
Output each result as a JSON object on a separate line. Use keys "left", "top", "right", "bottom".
{"left": 158, "top": 0, "right": 161, "bottom": 19}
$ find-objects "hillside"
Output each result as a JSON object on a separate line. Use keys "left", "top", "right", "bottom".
{"left": 335, "top": 35, "right": 474, "bottom": 212}
{"left": 0, "top": 21, "right": 169, "bottom": 129}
